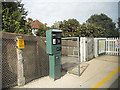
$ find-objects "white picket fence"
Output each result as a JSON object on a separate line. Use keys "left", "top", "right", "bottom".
{"left": 80, "top": 37, "right": 119, "bottom": 62}
{"left": 106, "top": 38, "right": 120, "bottom": 55}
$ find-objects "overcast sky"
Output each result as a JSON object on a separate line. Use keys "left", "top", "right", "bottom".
{"left": 22, "top": 0, "right": 119, "bottom": 27}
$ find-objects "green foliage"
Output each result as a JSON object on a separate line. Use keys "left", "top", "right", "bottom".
{"left": 55, "top": 18, "right": 105, "bottom": 37}
{"left": 86, "top": 13, "right": 116, "bottom": 37}
{"left": 113, "top": 17, "right": 120, "bottom": 37}
{"left": 50, "top": 14, "right": 117, "bottom": 37}
{"left": 118, "top": 17, "right": 120, "bottom": 27}
{"left": 114, "top": 28, "right": 119, "bottom": 37}
{"left": 2, "top": 2, "right": 32, "bottom": 34}
{"left": 59, "top": 19, "right": 80, "bottom": 37}
{"left": 36, "top": 24, "right": 50, "bottom": 36}
{"left": 50, "top": 25, "right": 55, "bottom": 29}
{"left": 53, "top": 21, "right": 62, "bottom": 29}
{"left": 77, "top": 23, "right": 105, "bottom": 37}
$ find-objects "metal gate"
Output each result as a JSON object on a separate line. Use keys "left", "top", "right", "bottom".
{"left": 61, "top": 37, "right": 80, "bottom": 76}
{"left": 87, "top": 38, "right": 94, "bottom": 60}
{"left": 94, "top": 37, "right": 119, "bottom": 57}
{"left": 80, "top": 37, "right": 94, "bottom": 62}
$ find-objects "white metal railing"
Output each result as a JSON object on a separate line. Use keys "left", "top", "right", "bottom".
{"left": 80, "top": 37, "right": 119, "bottom": 62}
{"left": 106, "top": 38, "right": 119, "bottom": 55}
{"left": 62, "top": 37, "right": 119, "bottom": 63}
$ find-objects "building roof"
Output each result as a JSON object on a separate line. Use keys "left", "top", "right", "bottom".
{"left": 32, "top": 19, "right": 44, "bottom": 29}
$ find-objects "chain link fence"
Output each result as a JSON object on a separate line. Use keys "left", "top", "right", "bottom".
{"left": 23, "top": 36, "right": 49, "bottom": 83}
{"left": 2, "top": 32, "right": 49, "bottom": 89}
{"left": 2, "top": 33, "right": 18, "bottom": 88}
{"left": 1, "top": 32, "right": 97, "bottom": 88}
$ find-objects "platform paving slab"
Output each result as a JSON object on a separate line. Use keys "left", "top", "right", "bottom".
{"left": 12, "top": 55, "right": 119, "bottom": 88}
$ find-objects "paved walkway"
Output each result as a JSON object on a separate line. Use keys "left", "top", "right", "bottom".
{"left": 13, "top": 55, "right": 119, "bottom": 88}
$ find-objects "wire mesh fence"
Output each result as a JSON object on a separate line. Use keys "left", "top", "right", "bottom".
{"left": 2, "top": 32, "right": 49, "bottom": 88}
{"left": 61, "top": 37, "right": 80, "bottom": 76}
{"left": 2, "top": 32, "right": 118, "bottom": 89}
{"left": 23, "top": 36, "right": 49, "bottom": 83}
{"left": 2, "top": 34, "right": 18, "bottom": 88}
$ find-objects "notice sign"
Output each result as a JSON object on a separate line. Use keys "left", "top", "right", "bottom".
{"left": 115, "top": 40, "right": 119, "bottom": 48}
{"left": 17, "top": 39, "right": 25, "bottom": 49}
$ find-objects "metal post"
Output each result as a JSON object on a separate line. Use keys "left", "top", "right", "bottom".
{"left": 16, "top": 36, "right": 25, "bottom": 86}
{"left": 0, "top": 31, "right": 2, "bottom": 89}
{"left": 0, "top": 2, "right": 2, "bottom": 89}
{"left": 78, "top": 37, "right": 80, "bottom": 76}
{"left": 84, "top": 37, "right": 86, "bottom": 62}
{"left": 80, "top": 37, "right": 83, "bottom": 62}
{"left": 106, "top": 38, "right": 107, "bottom": 54}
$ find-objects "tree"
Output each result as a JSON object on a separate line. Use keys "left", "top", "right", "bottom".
{"left": 86, "top": 13, "right": 116, "bottom": 37}
{"left": 36, "top": 24, "right": 50, "bottom": 36}
{"left": 50, "top": 25, "right": 55, "bottom": 29}
{"left": 118, "top": 17, "right": 120, "bottom": 27}
{"left": 2, "top": 2, "right": 32, "bottom": 34}
{"left": 114, "top": 17, "right": 120, "bottom": 37}
{"left": 59, "top": 19, "right": 80, "bottom": 37}
{"left": 53, "top": 21, "right": 62, "bottom": 29}
{"left": 52, "top": 18, "right": 105, "bottom": 37}
{"left": 77, "top": 23, "right": 105, "bottom": 37}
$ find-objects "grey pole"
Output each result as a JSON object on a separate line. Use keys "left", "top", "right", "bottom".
{"left": 78, "top": 37, "right": 80, "bottom": 76}
{"left": 0, "top": 31, "right": 2, "bottom": 90}
{"left": 16, "top": 36, "right": 25, "bottom": 86}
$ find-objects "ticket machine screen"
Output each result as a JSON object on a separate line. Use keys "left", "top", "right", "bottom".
{"left": 52, "top": 32, "right": 61, "bottom": 45}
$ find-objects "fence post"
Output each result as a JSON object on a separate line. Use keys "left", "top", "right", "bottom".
{"left": 16, "top": 36, "right": 25, "bottom": 86}
{"left": 80, "top": 37, "right": 83, "bottom": 62}
{"left": 115, "top": 38, "right": 117, "bottom": 55}
{"left": 94, "top": 38, "right": 96, "bottom": 57}
{"left": 96, "top": 38, "right": 98, "bottom": 57}
{"left": 95, "top": 38, "right": 99, "bottom": 57}
{"left": 112, "top": 38, "right": 114, "bottom": 55}
{"left": 113, "top": 38, "right": 115, "bottom": 55}
{"left": 86, "top": 38, "right": 88, "bottom": 61}
{"left": 0, "top": 32, "right": 2, "bottom": 90}
{"left": 78, "top": 37, "right": 80, "bottom": 76}
{"left": 84, "top": 37, "right": 86, "bottom": 62}
{"left": 119, "top": 37, "right": 120, "bottom": 56}
{"left": 106, "top": 38, "right": 107, "bottom": 55}
{"left": 108, "top": 38, "right": 109, "bottom": 55}
{"left": 117, "top": 37, "right": 119, "bottom": 55}
{"left": 95, "top": 38, "right": 98, "bottom": 57}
